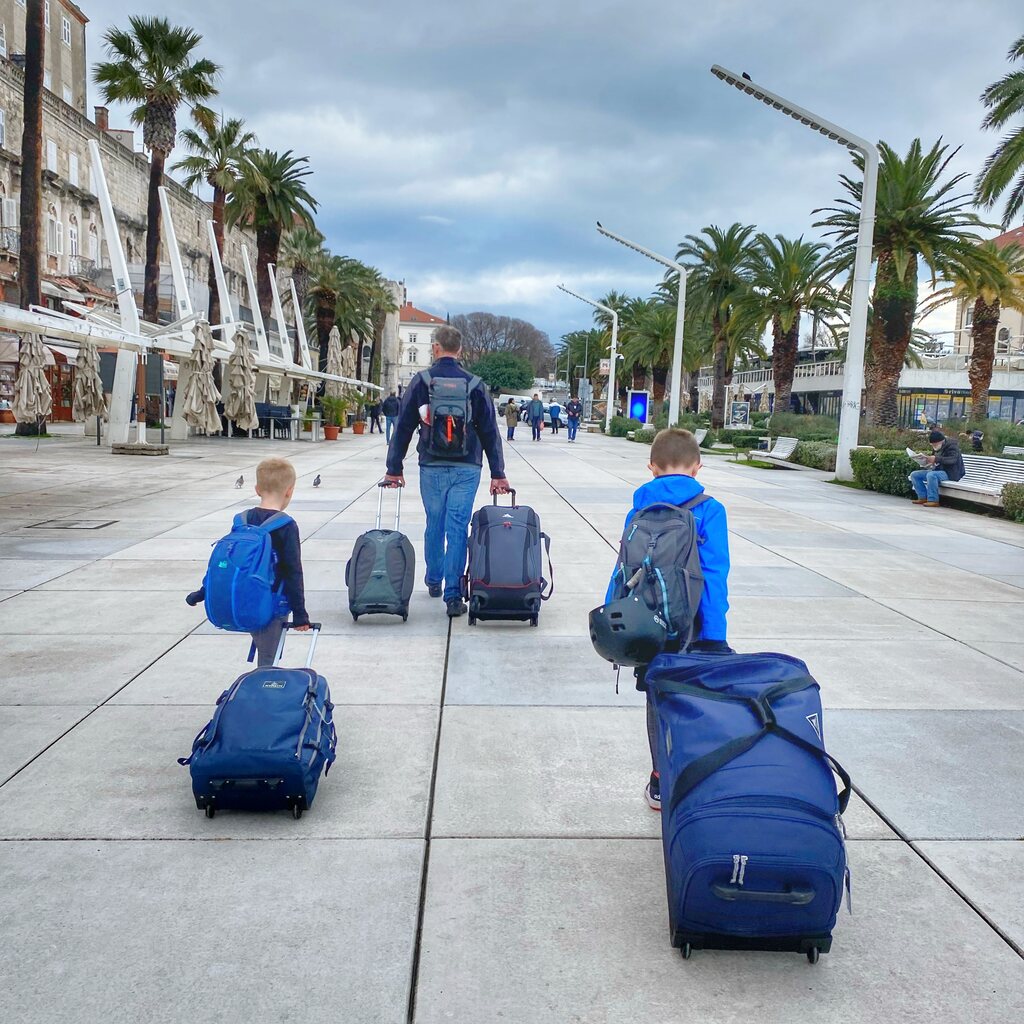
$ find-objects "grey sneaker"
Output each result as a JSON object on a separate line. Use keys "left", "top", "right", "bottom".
{"left": 446, "top": 598, "right": 467, "bottom": 618}
{"left": 425, "top": 578, "right": 443, "bottom": 598}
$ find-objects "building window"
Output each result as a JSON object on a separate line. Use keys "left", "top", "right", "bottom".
{"left": 68, "top": 152, "right": 78, "bottom": 187}
{"left": 408, "top": 349, "right": 417, "bottom": 364}
{"left": 44, "top": 69, "right": 52, "bottom": 91}
{"left": 68, "top": 222, "right": 79, "bottom": 257}
{"left": 965, "top": 308, "right": 973, "bottom": 326}
{"left": 61, "top": 15, "right": 71, "bottom": 47}
{"left": 0, "top": 24, "right": 7, "bottom": 58}
{"left": 408, "top": 333, "right": 418, "bottom": 344}
{"left": 44, "top": 1, "right": 50, "bottom": 29}
{"left": 62, "top": 85, "right": 72, "bottom": 105}
{"left": 46, "top": 209, "right": 63, "bottom": 255}
{"left": 46, "top": 138, "right": 57, "bottom": 172}
{"left": 88, "top": 224, "right": 99, "bottom": 262}
{"left": 1, "top": 194, "right": 18, "bottom": 228}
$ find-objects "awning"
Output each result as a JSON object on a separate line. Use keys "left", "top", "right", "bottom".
{"left": 41, "top": 280, "right": 87, "bottom": 303}
{"left": 46, "top": 343, "right": 78, "bottom": 365}
{"left": 0, "top": 336, "right": 76, "bottom": 365}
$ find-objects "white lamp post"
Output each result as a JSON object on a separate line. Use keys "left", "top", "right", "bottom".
{"left": 596, "top": 222, "right": 687, "bottom": 427}
{"left": 710, "top": 65, "right": 878, "bottom": 481}
{"left": 558, "top": 284, "right": 619, "bottom": 431}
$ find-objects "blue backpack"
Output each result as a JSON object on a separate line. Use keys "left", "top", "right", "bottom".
{"left": 204, "top": 511, "right": 292, "bottom": 632}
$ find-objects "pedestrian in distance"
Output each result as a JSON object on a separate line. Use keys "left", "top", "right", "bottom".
{"left": 381, "top": 390, "right": 401, "bottom": 444}
{"left": 368, "top": 398, "right": 383, "bottom": 433}
{"left": 383, "top": 325, "right": 512, "bottom": 618}
{"left": 549, "top": 400, "right": 562, "bottom": 434}
{"left": 528, "top": 393, "right": 545, "bottom": 441}
{"left": 186, "top": 458, "right": 310, "bottom": 666}
{"left": 909, "top": 430, "right": 965, "bottom": 507}
{"left": 504, "top": 397, "right": 519, "bottom": 441}
{"left": 605, "top": 428, "right": 731, "bottom": 812}
{"left": 565, "top": 396, "right": 583, "bottom": 443}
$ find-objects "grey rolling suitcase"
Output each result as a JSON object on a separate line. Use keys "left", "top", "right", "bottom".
{"left": 346, "top": 483, "right": 415, "bottom": 622}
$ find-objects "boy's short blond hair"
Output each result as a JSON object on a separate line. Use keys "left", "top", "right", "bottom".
{"left": 256, "top": 457, "right": 296, "bottom": 496}
{"left": 650, "top": 428, "right": 701, "bottom": 471}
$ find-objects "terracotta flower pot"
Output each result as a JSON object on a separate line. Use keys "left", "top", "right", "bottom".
{"left": 353, "top": 421, "right": 366, "bottom": 435}
{"left": 323, "top": 424, "right": 340, "bottom": 441}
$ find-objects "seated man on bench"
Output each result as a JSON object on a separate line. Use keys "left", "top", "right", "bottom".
{"left": 910, "top": 430, "right": 965, "bottom": 507}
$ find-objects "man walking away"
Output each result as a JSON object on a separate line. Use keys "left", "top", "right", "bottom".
{"left": 565, "top": 396, "right": 583, "bottom": 443}
{"left": 909, "top": 430, "right": 965, "bottom": 508}
{"left": 368, "top": 398, "right": 383, "bottom": 433}
{"left": 549, "top": 400, "right": 561, "bottom": 434}
{"left": 382, "top": 390, "right": 401, "bottom": 444}
{"left": 528, "top": 393, "right": 545, "bottom": 441}
{"left": 384, "top": 326, "right": 511, "bottom": 617}
{"left": 504, "top": 397, "right": 519, "bottom": 441}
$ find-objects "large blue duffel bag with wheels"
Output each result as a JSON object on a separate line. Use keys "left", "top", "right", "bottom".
{"left": 646, "top": 651, "right": 851, "bottom": 964}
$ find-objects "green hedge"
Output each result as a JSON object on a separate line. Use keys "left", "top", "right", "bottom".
{"left": 792, "top": 441, "right": 837, "bottom": 471}
{"left": 718, "top": 429, "right": 766, "bottom": 448}
{"left": 609, "top": 415, "right": 643, "bottom": 438}
{"left": 1003, "top": 483, "right": 1024, "bottom": 523}
{"left": 850, "top": 448, "right": 917, "bottom": 497}
{"left": 631, "top": 427, "right": 656, "bottom": 444}
{"left": 768, "top": 412, "right": 839, "bottom": 441}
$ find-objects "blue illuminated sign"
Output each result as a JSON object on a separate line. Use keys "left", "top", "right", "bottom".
{"left": 627, "top": 390, "right": 650, "bottom": 423}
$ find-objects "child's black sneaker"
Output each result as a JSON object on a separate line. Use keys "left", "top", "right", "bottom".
{"left": 644, "top": 771, "right": 661, "bottom": 812}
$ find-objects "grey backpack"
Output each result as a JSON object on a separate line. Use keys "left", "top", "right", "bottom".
{"left": 419, "top": 370, "right": 482, "bottom": 458}
{"left": 610, "top": 497, "right": 709, "bottom": 647}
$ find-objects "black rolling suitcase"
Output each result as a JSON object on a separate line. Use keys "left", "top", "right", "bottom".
{"left": 463, "top": 490, "right": 553, "bottom": 626}
{"left": 346, "top": 483, "right": 415, "bottom": 621}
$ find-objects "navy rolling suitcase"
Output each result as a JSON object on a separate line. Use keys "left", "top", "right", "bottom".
{"left": 346, "top": 483, "right": 415, "bottom": 621}
{"left": 463, "top": 490, "right": 553, "bottom": 626}
{"left": 646, "top": 651, "right": 851, "bottom": 963}
{"left": 179, "top": 623, "right": 336, "bottom": 820}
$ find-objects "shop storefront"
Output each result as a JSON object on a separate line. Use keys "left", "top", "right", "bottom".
{"left": 898, "top": 389, "right": 1024, "bottom": 426}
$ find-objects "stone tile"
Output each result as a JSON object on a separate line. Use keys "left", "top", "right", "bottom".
{"left": 0, "top": 590, "right": 17, "bottom": 602}
{"left": 0, "top": 706, "right": 91, "bottom": 783}
{"left": 114, "top": 633, "right": 445, "bottom": 706}
{"left": 827, "top": 710, "right": 1024, "bottom": 839}
{"left": 413, "top": 840, "right": 1024, "bottom": 1024}
{"left": 0, "top": 589, "right": 207, "bottom": 635}
{"left": 0, "top": 634, "right": 177, "bottom": 705}
{"left": 105, "top": 537, "right": 222, "bottom": 561}
{"left": 545, "top": 559, "right": 617, "bottom": 595}
{"left": 821, "top": 566, "right": 1024, "bottom": 602}
{"left": 0, "top": 558, "right": 91, "bottom": 590}
{"left": 843, "top": 793, "right": 898, "bottom": 839}
{"left": 0, "top": 839, "right": 423, "bottom": 1024}
{"left": 972, "top": 642, "right": 1024, "bottom": 672}
{"left": 916, "top": 841, "right": 1024, "bottom": 950}
{"left": 432, "top": 707, "right": 658, "bottom": 838}
{"left": 0, "top": 535, "right": 141, "bottom": 560}
{"left": 728, "top": 566, "right": 856, "bottom": 598}
{"left": 729, "top": 638, "right": 1024, "bottom": 710}
{"left": 446, "top": 634, "right": 643, "bottom": 707}
{"left": 989, "top": 575, "right": 1024, "bottom": 590}
{"left": 0, "top": 704, "right": 437, "bottom": 839}
{"left": 874, "top": 599, "right": 1024, "bottom": 643}
{"left": 728, "top": 597, "right": 938, "bottom": 640}
{"left": 35, "top": 558, "right": 208, "bottom": 592}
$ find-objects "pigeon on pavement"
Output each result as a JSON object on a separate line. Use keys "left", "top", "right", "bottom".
{"left": 313, "top": 474, "right": 321, "bottom": 488}
{"left": 235, "top": 475, "right": 244, "bottom": 489}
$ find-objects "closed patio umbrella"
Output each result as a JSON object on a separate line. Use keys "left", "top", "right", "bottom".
{"left": 12, "top": 333, "right": 52, "bottom": 425}
{"left": 325, "top": 325, "right": 345, "bottom": 399}
{"left": 224, "top": 327, "right": 258, "bottom": 432}
{"left": 72, "top": 338, "right": 107, "bottom": 422}
{"left": 180, "top": 320, "right": 222, "bottom": 435}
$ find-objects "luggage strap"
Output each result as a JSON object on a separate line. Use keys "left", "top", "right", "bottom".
{"left": 658, "top": 676, "right": 852, "bottom": 816}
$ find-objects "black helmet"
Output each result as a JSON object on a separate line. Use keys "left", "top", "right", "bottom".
{"left": 589, "top": 596, "right": 668, "bottom": 667}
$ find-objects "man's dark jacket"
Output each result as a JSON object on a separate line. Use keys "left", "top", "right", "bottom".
{"left": 386, "top": 357, "right": 506, "bottom": 478}
{"left": 933, "top": 437, "right": 966, "bottom": 481}
{"left": 381, "top": 395, "right": 400, "bottom": 417}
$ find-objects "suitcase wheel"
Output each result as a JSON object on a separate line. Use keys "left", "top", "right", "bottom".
{"left": 468, "top": 616, "right": 476, "bottom": 626}
{"left": 204, "top": 805, "right": 216, "bottom": 819}
{"left": 807, "top": 947, "right": 819, "bottom": 965}
{"left": 352, "top": 613, "right": 359, "bottom": 622}
{"left": 402, "top": 614, "right": 408, "bottom": 622}
{"left": 530, "top": 615, "right": 538, "bottom": 627}
{"left": 292, "top": 804, "right": 303, "bottom": 821}
{"left": 681, "top": 943, "right": 692, "bottom": 961}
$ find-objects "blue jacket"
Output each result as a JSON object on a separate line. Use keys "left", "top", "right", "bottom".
{"left": 606, "top": 474, "right": 730, "bottom": 641}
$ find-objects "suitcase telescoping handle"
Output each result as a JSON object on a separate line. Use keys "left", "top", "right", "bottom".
{"left": 273, "top": 621, "right": 322, "bottom": 668}
{"left": 377, "top": 480, "right": 402, "bottom": 531}
{"left": 492, "top": 488, "right": 517, "bottom": 508}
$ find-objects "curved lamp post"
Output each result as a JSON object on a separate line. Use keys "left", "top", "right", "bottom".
{"left": 558, "top": 284, "right": 619, "bottom": 431}
{"left": 710, "top": 65, "right": 878, "bottom": 481}
{"left": 596, "top": 222, "right": 687, "bottom": 428}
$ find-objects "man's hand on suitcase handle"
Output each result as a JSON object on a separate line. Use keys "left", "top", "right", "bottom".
{"left": 382, "top": 474, "right": 405, "bottom": 488}
{"left": 490, "top": 477, "right": 512, "bottom": 496}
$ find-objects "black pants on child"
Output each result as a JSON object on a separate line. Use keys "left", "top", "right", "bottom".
{"left": 250, "top": 616, "right": 287, "bottom": 668}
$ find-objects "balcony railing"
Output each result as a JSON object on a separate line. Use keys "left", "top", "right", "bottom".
{"left": 0, "top": 227, "right": 20, "bottom": 255}
{"left": 68, "top": 255, "right": 98, "bottom": 279}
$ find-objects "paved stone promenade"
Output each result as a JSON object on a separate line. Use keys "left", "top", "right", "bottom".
{"left": 1, "top": 427, "right": 1023, "bottom": 1022}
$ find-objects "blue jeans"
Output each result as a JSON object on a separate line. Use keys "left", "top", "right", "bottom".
{"left": 506, "top": 424, "right": 516, "bottom": 440}
{"left": 420, "top": 464, "right": 482, "bottom": 601}
{"left": 567, "top": 417, "right": 579, "bottom": 440}
{"left": 531, "top": 417, "right": 543, "bottom": 440}
{"left": 909, "top": 468, "right": 948, "bottom": 502}
{"left": 385, "top": 416, "right": 396, "bottom": 443}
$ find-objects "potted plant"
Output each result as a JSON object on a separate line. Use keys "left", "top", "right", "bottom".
{"left": 320, "top": 395, "right": 349, "bottom": 441}
{"left": 350, "top": 390, "right": 368, "bottom": 435}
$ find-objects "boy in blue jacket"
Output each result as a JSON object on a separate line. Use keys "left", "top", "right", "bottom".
{"left": 606, "top": 428, "right": 731, "bottom": 811}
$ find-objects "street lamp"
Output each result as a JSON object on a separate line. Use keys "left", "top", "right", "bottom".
{"left": 596, "top": 222, "right": 687, "bottom": 428}
{"left": 710, "top": 65, "right": 878, "bottom": 481}
{"left": 558, "top": 284, "right": 619, "bottom": 430}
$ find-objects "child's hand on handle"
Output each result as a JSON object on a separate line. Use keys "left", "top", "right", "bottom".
{"left": 490, "top": 477, "right": 512, "bottom": 496}
{"left": 293, "top": 623, "right": 311, "bottom": 632}
{"left": 383, "top": 474, "right": 405, "bottom": 488}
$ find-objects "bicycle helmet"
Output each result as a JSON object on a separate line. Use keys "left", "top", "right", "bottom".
{"left": 589, "top": 595, "right": 668, "bottom": 667}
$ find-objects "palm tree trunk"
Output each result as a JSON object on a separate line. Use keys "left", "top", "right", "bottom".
{"left": 771, "top": 312, "right": 800, "bottom": 414}
{"left": 315, "top": 291, "right": 336, "bottom": 376}
{"left": 865, "top": 251, "right": 917, "bottom": 427}
{"left": 15, "top": 0, "right": 45, "bottom": 437}
{"left": 968, "top": 296, "right": 1000, "bottom": 421}
{"left": 143, "top": 151, "right": 166, "bottom": 323}
{"left": 207, "top": 186, "right": 225, "bottom": 327}
{"left": 711, "top": 315, "right": 727, "bottom": 430}
{"left": 255, "top": 223, "right": 280, "bottom": 323}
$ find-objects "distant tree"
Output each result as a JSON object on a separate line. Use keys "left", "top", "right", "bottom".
{"left": 451, "top": 312, "right": 554, "bottom": 372}
{"left": 468, "top": 352, "right": 535, "bottom": 393}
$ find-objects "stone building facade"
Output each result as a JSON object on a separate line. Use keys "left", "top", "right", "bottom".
{"left": 397, "top": 294, "right": 446, "bottom": 391}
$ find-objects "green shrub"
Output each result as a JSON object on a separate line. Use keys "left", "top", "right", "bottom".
{"left": 792, "top": 441, "right": 837, "bottom": 471}
{"left": 850, "top": 448, "right": 917, "bottom": 497}
{"left": 942, "top": 419, "right": 1024, "bottom": 455}
{"left": 858, "top": 425, "right": 927, "bottom": 451}
{"left": 768, "top": 412, "right": 839, "bottom": 441}
{"left": 1003, "top": 483, "right": 1024, "bottom": 523}
{"left": 633, "top": 427, "right": 656, "bottom": 444}
{"left": 718, "top": 429, "right": 765, "bottom": 448}
{"left": 609, "top": 415, "right": 643, "bottom": 438}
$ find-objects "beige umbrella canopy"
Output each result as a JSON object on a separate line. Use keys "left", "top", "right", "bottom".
{"left": 12, "top": 333, "right": 53, "bottom": 425}
{"left": 72, "top": 339, "right": 107, "bottom": 422}
{"left": 325, "top": 325, "right": 345, "bottom": 399}
{"left": 179, "top": 320, "right": 222, "bottom": 435}
{"left": 224, "top": 327, "right": 259, "bottom": 432}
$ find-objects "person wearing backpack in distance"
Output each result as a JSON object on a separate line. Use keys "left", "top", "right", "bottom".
{"left": 605, "top": 428, "right": 731, "bottom": 812}
{"left": 186, "top": 457, "right": 310, "bottom": 665}
{"left": 383, "top": 324, "right": 512, "bottom": 618}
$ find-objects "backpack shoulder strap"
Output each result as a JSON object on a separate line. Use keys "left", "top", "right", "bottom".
{"left": 256, "top": 511, "right": 293, "bottom": 533}
{"left": 466, "top": 374, "right": 482, "bottom": 395}
{"left": 417, "top": 369, "right": 434, "bottom": 394}
{"left": 681, "top": 494, "right": 711, "bottom": 511}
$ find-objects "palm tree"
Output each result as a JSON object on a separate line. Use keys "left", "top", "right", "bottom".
{"left": 920, "top": 241, "right": 1024, "bottom": 420}
{"left": 976, "top": 34, "right": 1024, "bottom": 227}
{"left": 94, "top": 16, "right": 219, "bottom": 324}
{"left": 815, "top": 140, "right": 991, "bottom": 426}
{"left": 731, "top": 234, "right": 837, "bottom": 415}
{"left": 228, "top": 149, "right": 318, "bottom": 322}
{"left": 619, "top": 299, "right": 679, "bottom": 404}
{"left": 173, "top": 116, "right": 257, "bottom": 327}
{"left": 280, "top": 226, "right": 325, "bottom": 318}
{"left": 676, "top": 224, "right": 755, "bottom": 428}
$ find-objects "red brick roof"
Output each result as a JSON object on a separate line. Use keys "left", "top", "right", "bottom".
{"left": 399, "top": 302, "right": 446, "bottom": 325}
{"left": 992, "top": 225, "right": 1024, "bottom": 247}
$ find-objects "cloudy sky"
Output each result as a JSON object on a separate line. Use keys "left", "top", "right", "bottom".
{"left": 78, "top": 0, "right": 1021, "bottom": 344}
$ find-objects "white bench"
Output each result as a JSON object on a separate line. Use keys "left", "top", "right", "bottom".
{"left": 694, "top": 428, "right": 708, "bottom": 445}
{"left": 756, "top": 436, "right": 799, "bottom": 467}
{"left": 1003, "top": 445, "right": 1024, "bottom": 456}
{"left": 938, "top": 454, "right": 1024, "bottom": 507}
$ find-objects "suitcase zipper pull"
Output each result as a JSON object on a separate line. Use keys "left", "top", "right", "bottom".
{"left": 730, "top": 854, "right": 740, "bottom": 884}
{"left": 738, "top": 855, "right": 748, "bottom": 886}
